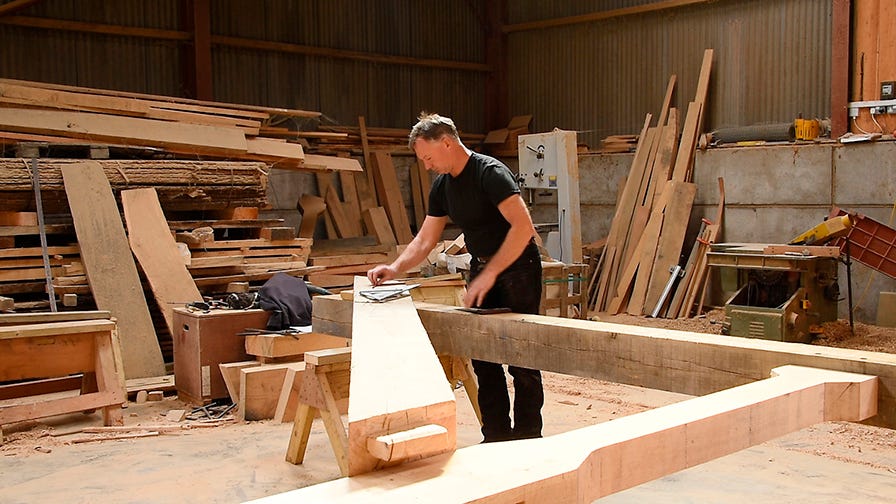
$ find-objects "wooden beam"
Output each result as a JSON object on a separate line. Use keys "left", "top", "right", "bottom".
{"left": 254, "top": 365, "right": 877, "bottom": 502}
{"left": 503, "top": 0, "right": 716, "bottom": 33}
{"left": 348, "top": 277, "right": 455, "bottom": 475}
{"left": 0, "top": 108, "right": 248, "bottom": 157}
{"left": 312, "top": 296, "right": 896, "bottom": 429}
{"left": 830, "top": 0, "right": 851, "bottom": 137}
{"left": 0, "top": 0, "right": 44, "bottom": 17}
{"left": 184, "top": 0, "right": 213, "bottom": 101}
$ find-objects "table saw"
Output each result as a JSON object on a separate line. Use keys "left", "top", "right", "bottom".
{"left": 707, "top": 243, "right": 841, "bottom": 343}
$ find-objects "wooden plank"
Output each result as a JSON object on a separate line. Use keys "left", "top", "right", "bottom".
{"left": 409, "top": 159, "right": 425, "bottom": 230}
{"left": 122, "top": 188, "right": 203, "bottom": 339}
{"left": 362, "top": 207, "right": 398, "bottom": 247}
{"left": 303, "top": 154, "right": 363, "bottom": 172}
{"left": 315, "top": 173, "right": 338, "bottom": 239}
{"left": 348, "top": 276, "right": 455, "bottom": 475}
{"left": 244, "top": 332, "right": 349, "bottom": 359}
{"left": 670, "top": 101, "right": 702, "bottom": 183}
{"left": 339, "top": 170, "right": 363, "bottom": 230}
{"left": 297, "top": 194, "right": 326, "bottom": 239}
{"left": 643, "top": 182, "right": 697, "bottom": 314}
{"left": 258, "top": 365, "right": 878, "bottom": 503}
{"left": 0, "top": 81, "right": 150, "bottom": 116}
{"left": 313, "top": 295, "right": 896, "bottom": 429}
{"left": 0, "top": 108, "right": 248, "bottom": 156}
{"left": 370, "top": 151, "right": 414, "bottom": 244}
{"left": 219, "top": 360, "right": 261, "bottom": 404}
{"left": 325, "top": 185, "right": 362, "bottom": 238}
{"left": 61, "top": 161, "right": 164, "bottom": 379}
{"left": 596, "top": 114, "right": 652, "bottom": 310}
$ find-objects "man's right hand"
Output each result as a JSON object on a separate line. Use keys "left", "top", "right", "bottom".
{"left": 367, "top": 264, "right": 398, "bottom": 286}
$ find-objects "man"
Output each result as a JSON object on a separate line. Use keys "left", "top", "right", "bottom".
{"left": 367, "top": 112, "right": 544, "bottom": 443}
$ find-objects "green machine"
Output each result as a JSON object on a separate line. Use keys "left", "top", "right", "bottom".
{"left": 706, "top": 244, "right": 841, "bottom": 343}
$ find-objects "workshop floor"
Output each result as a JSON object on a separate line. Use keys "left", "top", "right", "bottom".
{"left": 2, "top": 371, "right": 895, "bottom": 503}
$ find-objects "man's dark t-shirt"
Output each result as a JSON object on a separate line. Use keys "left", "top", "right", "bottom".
{"left": 427, "top": 152, "right": 520, "bottom": 259}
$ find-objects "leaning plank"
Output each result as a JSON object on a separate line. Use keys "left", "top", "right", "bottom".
{"left": 251, "top": 365, "right": 877, "bottom": 503}
{"left": 348, "top": 276, "right": 455, "bottom": 475}
{"left": 643, "top": 181, "right": 697, "bottom": 314}
{"left": 370, "top": 151, "right": 414, "bottom": 244}
{"left": 312, "top": 296, "right": 896, "bottom": 429}
{"left": 0, "top": 108, "right": 248, "bottom": 156}
{"left": 62, "top": 162, "right": 164, "bottom": 379}
{"left": 122, "top": 188, "right": 203, "bottom": 337}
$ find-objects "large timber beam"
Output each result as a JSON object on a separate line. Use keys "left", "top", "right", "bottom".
{"left": 347, "top": 278, "right": 456, "bottom": 475}
{"left": 312, "top": 295, "right": 896, "bottom": 429}
{"left": 249, "top": 365, "right": 877, "bottom": 502}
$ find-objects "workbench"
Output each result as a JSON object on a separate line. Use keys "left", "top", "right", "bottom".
{"left": 0, "top": 314, "right": 125, "bottom": 440}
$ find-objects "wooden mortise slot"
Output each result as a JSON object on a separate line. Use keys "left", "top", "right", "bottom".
{"left": 366, "top": 424, "right": 449, "bottom": 462}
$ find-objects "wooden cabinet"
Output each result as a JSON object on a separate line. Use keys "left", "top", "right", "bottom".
{"left": 172, "top": 308, "right": 269, "bottom": 405}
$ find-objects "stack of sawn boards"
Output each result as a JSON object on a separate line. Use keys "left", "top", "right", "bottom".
{"left": 589, "top": 49, "right": 724, "bottom": 319}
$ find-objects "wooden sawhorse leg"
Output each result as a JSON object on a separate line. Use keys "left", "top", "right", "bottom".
{"left": 440, "top": 355, "right": 481, "bottom": 426}
{"left": 285, "top": 348, "right": 351, "bottom": 475}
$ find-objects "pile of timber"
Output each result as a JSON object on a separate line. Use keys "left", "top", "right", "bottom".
{"left": 0, "top": 78, "right": 360, "bottom": 172}
{"left": 597, "top": 134, "right": 638, "bottom": 153}
{"left": 590, "top": 49, "right": 721, "bottom": 319}
{"left": 0, "top": 158, "right": 268, "bottom": 213}
{"left": 303, "top": 121, "right": 486, "bottom": 156}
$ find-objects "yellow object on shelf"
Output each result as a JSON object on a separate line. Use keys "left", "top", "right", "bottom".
{"left": 794, "top": 118, "right": 820, "bottom": 140}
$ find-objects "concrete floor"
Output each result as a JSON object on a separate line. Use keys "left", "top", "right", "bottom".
{"left": 2, "top": 373, "right": 895, "bottom": 503}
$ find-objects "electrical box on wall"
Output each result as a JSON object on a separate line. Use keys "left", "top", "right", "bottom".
{"left": 883, "top": 81, "right": 895, "bottom": 101}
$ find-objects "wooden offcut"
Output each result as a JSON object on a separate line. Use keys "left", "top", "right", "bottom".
{"left": 61, "top": 162, "right": 164, "bottom": 379}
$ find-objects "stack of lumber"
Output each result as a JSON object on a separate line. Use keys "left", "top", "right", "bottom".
{"left": 0, "top": 158, "right": 268, "bottom": 213}
{"left": 597, "top": 135, "right": 638, "bottom": 153}
{"left": 0, "top": 78, "right": 359, "bottom": 172}
{"left": 304, "top": 120, "right": 485, "bottom": 156}
{"left": 296, "top": 149, "right": 433, "bottom": 288}
{"left": 590, "top": 49, "right": 717, "bottom": 319}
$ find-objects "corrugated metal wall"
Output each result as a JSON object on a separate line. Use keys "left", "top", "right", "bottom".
{"left": 0, "top": 0, "right": 832, "bottom": 139}
{"left": 506, "top": 0, "right": 832, "bottom": 149}
{"left": 0, "top": 0, "right": 486, "bottom": 131}
{"left": 0, "top": 0, "right": 184, "bottom": 95}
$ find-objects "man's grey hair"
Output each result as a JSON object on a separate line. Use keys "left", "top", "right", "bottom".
{"left": 408, "top": 112, "right": 459, "bottom": 149}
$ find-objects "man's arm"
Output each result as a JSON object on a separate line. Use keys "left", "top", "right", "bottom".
{"left": 367, "top": 215, "right": 448, "bottom": 285}
{"left": 464, "top": 193, "right": 536, "bottom": 308}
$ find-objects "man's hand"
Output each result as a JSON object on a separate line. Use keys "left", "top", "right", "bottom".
{"left": 464, "top": 269, "right": 497, "bottom": 308}
{"left": 367, "top": 264, "right": 398, "bottom": 286}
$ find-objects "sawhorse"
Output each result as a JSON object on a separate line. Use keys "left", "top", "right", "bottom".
{"left": 285, "top": 347, "right": 352, "bottom": 474}
{"left": 285, "top": 349, "right": 481, "bottom": 475}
